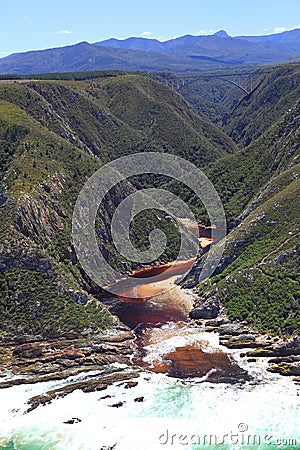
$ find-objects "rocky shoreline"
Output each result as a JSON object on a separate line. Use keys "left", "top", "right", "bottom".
{"left": 190, "top": 313, "right": 300, "bottom": 384}
{"left": 0, "top": 322, "right": 140, "bottom": 409}
{"left": 0, "top": 325, "right": 135, "bottom": 375}
{"left": 1, "top": 284, "right": 299, "bottom": 415}
{"left": 26, "top": 369, "right": 141, "bottom": 413}
{"left": 0, "top": 317, "right": 147, "bottom": 414}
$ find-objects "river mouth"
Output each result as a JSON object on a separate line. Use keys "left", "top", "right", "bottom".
{"left": 112, "top": 301, "right": 251, "bottom": 383}
{"left": 108, "top": 258, "right": 251, "bottom": 384}
{"left": 0, "top": 243, "right": 298, "bottom": 449}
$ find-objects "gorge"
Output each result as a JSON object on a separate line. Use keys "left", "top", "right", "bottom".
{"left": 0, "top": 63, "right": 299, "bottom": 449}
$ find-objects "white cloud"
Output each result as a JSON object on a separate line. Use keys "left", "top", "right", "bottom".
{"left": 57, "top": 29, "right": 72, "bottom": 35}
{"left": 141, "top": 31, "right": 152, "bottom": 37}
{"left": 196, "top": 28, "right": 215, "bottom": 36}
{"left": 197, "top": 29, "right": 208, "bottom": 35}
{"left": 273, "top": 26, "right": 286, "bottom": 33}
{"left": 294, "top": 25, "right": 300, "bottom": 29}
{"left": 264, "top": 27, "right": 269, "bottom": 32}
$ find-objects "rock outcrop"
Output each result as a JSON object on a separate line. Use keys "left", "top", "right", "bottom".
{"left": 26, "top": 370, "right": 139, "bottom": 412}
{"left": 0, "top": 326, "right": 135, "bottom": 382}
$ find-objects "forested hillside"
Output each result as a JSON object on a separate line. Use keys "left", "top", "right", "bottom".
{"left": 184, "top": 64, "right": 300, "bottom": 334}
{"left": 0, "top": 75, "right": 234, "bottom": 335}
{"left": 0, "top": 64, "right": 299, "bottom": 336}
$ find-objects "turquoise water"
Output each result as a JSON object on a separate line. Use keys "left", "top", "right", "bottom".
{"left": 1, "top": 370, "right": 299, "bottom": 450}
{"left": 1, "top": 443, "right": 58, "bottom": 449}
{"left": 0, "top": 332, "right": 299, "bottom": 450}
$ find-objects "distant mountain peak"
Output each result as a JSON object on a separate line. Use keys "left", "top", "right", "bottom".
{"left": 1, "top": 27, "right": 300, "bottom": 75}
{"left": 214, "top": 30, "right": 230, "bottom": 38}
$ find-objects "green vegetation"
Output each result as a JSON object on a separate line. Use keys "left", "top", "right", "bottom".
{"left": 0, "top": 73, "right": 234, "bottom": 335}
{"left": 0, "top": 70, "right": 129, "bottom": 81}
{"left": 197, "top": 226, "right": 300, "bottom": 335}
{"left": 224, "top": 64, "right": 300, "bottom": 147}
{"left": 180, "top": 64, "right": 300, "bottom": 148}
{"left": 0, "top": 100, "right": 113, "bottom": 334}
{"left": 192, "top": 65, "right": 300, "bottom": 335}
{"left": 204, "top": 99, "right": 300, "bottom": 222}
{"left": 0, "top": 65, "right": 299, "bottom": 336}
{"left": 0, "top": 75, "right": 236, "bottom": 165}
{"left": 0, "top": 268, "right": 112, "bottom": 335}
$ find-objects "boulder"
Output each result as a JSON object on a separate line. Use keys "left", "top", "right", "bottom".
{"left": 219, "top": 323, "right": 248, "bottom": 335}
{"left": 109, "top": 401, "right": 125, "bottom": 408}
{"left": 94, "top": 345, "right": 118, "bottom": 354}
{"left": 190, "top": 303, "right": 219, "bottom": 319}
{"left": 26, "top": 371, "right": 139, "bottom": 412}
{"left": 63, "top": 418, "right": 82, "bottom": 424}
{"left": 49, "top": 350, "right": 85, "bottom": 360}
{"left": 228, "top": 334, "right": 256, "bottom": 343}
{"left": 124, "top": 381, "right": 138, "bottom": 389}
{"left": 13, "top": 344, "right": 43, "bottom": 359}
{"left": 56, "top": 359, "right": 78, "bottom": 368}
{"left": 268, "top": 356, "right": 300, "bottom": 364}
{"left": 267, "top": 363, "right": 300, "bottom": 376}
{"left": 224, "top": 334, "right": 266, "bottom": 349}
{"left": 14, "top": 335, "right": 43, "bottom": 345}
{"left": 98, "top": 395, "right": 113, "bottom": 400}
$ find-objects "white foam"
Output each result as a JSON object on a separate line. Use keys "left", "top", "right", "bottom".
{"left": 142, "top": 323, "right": 222, "bottom": 367}
{"left": 0, "top": 370, "right": 299, "bottom": 450}
{"left": 0, "top": 342, "right": 300, "bottom": 450}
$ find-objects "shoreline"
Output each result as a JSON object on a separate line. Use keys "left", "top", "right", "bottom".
{"left": 0, "top": 267, "right": 299, "bottom": 406}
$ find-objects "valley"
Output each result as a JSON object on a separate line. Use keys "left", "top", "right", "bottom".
{"left": 0, "top": 61, "right": 299, "bottom": 449}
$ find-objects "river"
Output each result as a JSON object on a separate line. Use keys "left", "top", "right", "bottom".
{"left": 0, "top": 238, "right": 299, "bottom": 449}
{"left": 109, "top": 247, "right": 251, "bottom": 383}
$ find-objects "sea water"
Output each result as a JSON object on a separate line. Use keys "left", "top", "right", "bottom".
{"left": 0, "top": 331, "right": 299, "bottom": 450}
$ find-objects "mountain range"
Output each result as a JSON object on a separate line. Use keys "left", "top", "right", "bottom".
{"left": 1, "top": 29, "right": 300, "bottom": 74}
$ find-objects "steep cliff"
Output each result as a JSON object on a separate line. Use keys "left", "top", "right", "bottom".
{"left": 187, "top": 79, "right": 300, "bottom": 334}
{"left": 0, "top": 75, "right": 234, "bottom": 336}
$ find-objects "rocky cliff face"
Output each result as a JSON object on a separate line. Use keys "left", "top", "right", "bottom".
{"left": 0, "top": 74, "right": 235, "bottom": 339}
{"left": 186, "top": 78, "right": 300, "bottom": 335}
{"left": 0, "top": 66, "right": 299, "bottom": 344}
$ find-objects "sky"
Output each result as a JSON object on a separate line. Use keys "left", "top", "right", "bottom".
{"left": 1, "top": 0, "right": 300, "bottom": 57}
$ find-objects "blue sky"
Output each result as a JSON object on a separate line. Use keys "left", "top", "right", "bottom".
{"left": 1, "top": 0, "right": 300, "bottom": 57}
